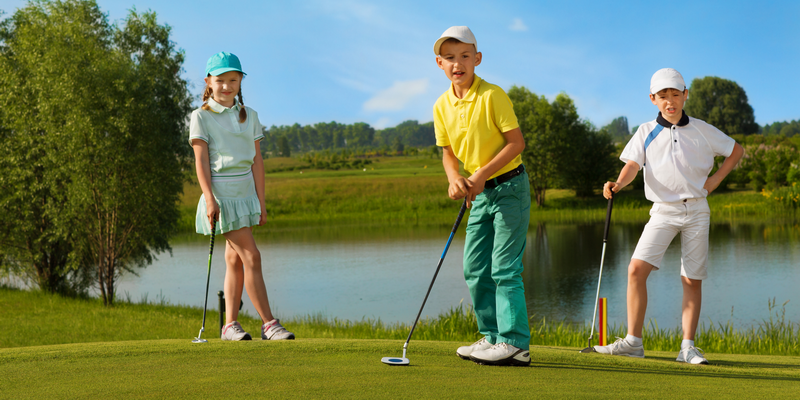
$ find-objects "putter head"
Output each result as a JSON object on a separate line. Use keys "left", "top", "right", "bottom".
{"left": 192, "top": 337, "right": 208, "bottom": 344}
{"left": 381, "top": 357, "right": 410, "bottom": 366}
{"left": 579, "top": 346, "right": 596, "bottom": 353}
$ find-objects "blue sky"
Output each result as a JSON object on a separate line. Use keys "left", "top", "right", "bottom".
{"left": 2, "top": 0, "right": 798, "bottom": 131}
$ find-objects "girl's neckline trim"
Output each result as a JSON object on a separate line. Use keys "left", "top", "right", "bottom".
{"left": 202, "top": 106, "right": 252, "bottom": 134}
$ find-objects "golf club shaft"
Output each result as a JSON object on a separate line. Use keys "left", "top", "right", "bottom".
{"left": 198, "top": 220, "right": 216, "bottom": 338}
{"left": 404, "top": 198, "right": 468, "bottom": 346}
{"left": 588, "top": 195, "right": 613, "bottom": 344}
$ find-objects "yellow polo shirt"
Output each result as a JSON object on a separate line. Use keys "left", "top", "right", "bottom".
{"left": 433, "top": 75, "right": 521, "bottom": 179}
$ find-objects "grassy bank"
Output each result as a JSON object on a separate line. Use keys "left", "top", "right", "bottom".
{"left": 3, "top": 287, "right": 797, "bottom": 356}
{"left": 177, "top": 156, "right": 797, "bottom": 232}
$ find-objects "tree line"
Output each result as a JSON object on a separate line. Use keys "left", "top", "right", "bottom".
{"left": 261, "top": 120, "right": 436, "bottom": 157}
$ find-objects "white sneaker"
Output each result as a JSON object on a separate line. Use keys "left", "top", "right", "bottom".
{"left": 469, "top": 342, "right": 531, "bottom": 366}
{"left": 221, "top": 321, "right": 252, "bottom": 341}
{"left": 677, "top": 346, "right": 709, "bottom": 365}
{"left": 261, "top": 319, "right": 295, "bottom": 340}
{"left": 456, "top": 337, "right": 493, "bottom": 360}
{"left": 593, "top": 337, "right": 645, "bottom": 358}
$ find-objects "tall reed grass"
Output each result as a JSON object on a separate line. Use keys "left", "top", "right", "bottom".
{"left": 286, "top": 299, "right": 800, "bottom": 356}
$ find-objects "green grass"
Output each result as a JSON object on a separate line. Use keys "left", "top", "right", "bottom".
{"left": 2, "top": 338, "right": 800, "bottom": 399}
{"left": 177, "top": 156, "right": 798, "bottom": 232}
{"left": 3, "top": 287, "right": 798, "bottom": 356}
{"left": 3, "top": 287, "right": 800, "bottom": 398}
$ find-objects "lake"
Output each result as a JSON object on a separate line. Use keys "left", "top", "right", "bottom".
{"left": 115, "top": 221, "right": 800, "bottom": 329}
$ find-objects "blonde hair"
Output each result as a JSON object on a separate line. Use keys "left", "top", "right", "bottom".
{"left": 201, "top": 74, "right": 247, "bottom": 123}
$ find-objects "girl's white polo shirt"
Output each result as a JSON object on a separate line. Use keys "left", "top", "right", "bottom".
{"left": 621, "top": 113, "right": 735, "bottom": 203}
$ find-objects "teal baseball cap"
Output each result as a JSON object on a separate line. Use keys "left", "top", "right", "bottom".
{"left": 205, "top": 52, "right": 246, "bottom": 76}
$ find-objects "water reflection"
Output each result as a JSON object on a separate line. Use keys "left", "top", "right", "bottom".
{"left": 98, "top": 222, "right": 800, "bottom": 328}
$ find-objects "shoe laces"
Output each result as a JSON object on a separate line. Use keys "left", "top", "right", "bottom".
{"left": 683, "top": 346, "right": 705, "bottom": 358}
{"left": 472, "top": 337, "right": 488, "bottom": 347}
{"left": 226, "top": 321, "right": 245, "bottom": 334}
{"left": 490, "top": 342, "right": 509, "bottom": 351}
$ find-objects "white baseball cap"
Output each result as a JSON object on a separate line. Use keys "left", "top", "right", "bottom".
{"left": 433, "top": 26, "right": 477, "bottom": 55}
{"left": 650, "top": 68, "right": 686, "bottom": 94}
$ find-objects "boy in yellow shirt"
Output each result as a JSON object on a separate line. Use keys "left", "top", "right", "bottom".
{"left": 433, "top": 26, "right": 531, "bottom": 366}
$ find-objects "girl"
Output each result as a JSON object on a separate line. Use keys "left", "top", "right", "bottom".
{"left": 189, "top": 52, "right": 294, "bottom": 341}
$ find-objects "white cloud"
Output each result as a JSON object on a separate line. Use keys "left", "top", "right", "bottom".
{"left": 510, "top": 18, "right": 528, "bottom": 32}
{"left": 373, "top": 117, "right": 392, "bottom": 129}
{"left": 363, "top": 79, "right": 428, "bottom": 112}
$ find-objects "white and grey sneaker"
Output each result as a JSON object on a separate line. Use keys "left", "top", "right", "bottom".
{"left": 593, "top": 337, "right": 645, "bottom": 358}
{"left": 261, "top": 319, "right": 295, "bottom": 340}
{"left": 677, "top": 346, "right": 709, "bottom": 365}
{"left": 469, "top": 342, "right": 530, "bottom": 366}
{"left": 221, "top": 321, "right": 252, "bottom": 341}
{"left": 456, "top": 337, "right": 493, "bottom": 360}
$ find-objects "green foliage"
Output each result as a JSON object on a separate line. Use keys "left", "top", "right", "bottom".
{"left": 0, "top": 0, "right": 192, "bottom": 304}
{"left": 684, "top": 76, "right": 759, "bottom": 135}
{"left": 761, "top": 183, "right": 800, "bottom": 210}
{"left": 508, "top": 87, "right": 616, "bottom": 204}
{"left": 729, "top": 134, "right": 800, "bottom": 191}
{"left": 600, "top": 116, "right": 630, "bottom": 142}
{"left": 763, "top": 119, "right": 800, "bottom": 137}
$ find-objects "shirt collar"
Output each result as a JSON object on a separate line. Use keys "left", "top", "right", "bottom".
{"left": 447, "top": 75, "right": 482, "bottom": 104}
{"left": 657, "top": 110, "right": 689, "bottom": 128}
{"left": 207, "top": 98, "right": 241, "bottom": 114}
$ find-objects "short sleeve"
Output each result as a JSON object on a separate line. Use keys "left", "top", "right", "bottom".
{"left": 490, "top": 88, "right": 519, "bottom": 133}
{"left": 699, "top": 122, "right": 735, "bottom": 157}
{"left": 189, "top": 110, "right": 208, "bottom": 144}
{"left": 433, "top": 99, "right": 450, "bottom": 147}
{"left": 250, "top": 108, "right": 265, "bottom": 142}
{"left": 620, "top": 125, "right": 647, "bottom": 170}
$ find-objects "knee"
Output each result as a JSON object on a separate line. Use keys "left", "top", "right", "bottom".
{"left": 628, "top": 260, "right": 653, "bottom": 281}
{"left": 241, "top": 249, "right": 262, "bottom": 269}
{"left": 682, "top": 276, "right": 702, "bottom": 290}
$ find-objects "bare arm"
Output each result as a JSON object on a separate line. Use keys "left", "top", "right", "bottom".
{"left": 192, "top": 139, "right": 219, "bottom": 225}
{"left": 252, "top": 141, "right": 267, "bottom": 225}
{"left": 466, "top": 127, "right": 525, "bottom": 204}
{"left": 704, "top": 142, "right": 744, "bottom": 194}
{"left": 442, "top": 145, "right": 472, "bottom": 201}
{"left": 603, "top": 160, "right": 640, "bottom": 199}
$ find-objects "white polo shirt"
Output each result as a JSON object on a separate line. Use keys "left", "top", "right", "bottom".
{"left": 621, "top": 112, "right": 735, "bottom": 203}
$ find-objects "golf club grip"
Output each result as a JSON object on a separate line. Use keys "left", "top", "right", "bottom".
{"left": 209, "top": 219, "right": 216, "bottom": 255}
{"left": 452, "top": 198, "right": 468, "bottom": 233}
{"left": 603, "top": 194, "right": 614, "bottom": 242}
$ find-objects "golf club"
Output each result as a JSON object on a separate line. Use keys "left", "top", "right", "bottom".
{"left": 580, "top": 193, "right": 614, "bottom": 353}
{"left": 193, "top": 219, "right": 217, "bottom": 344}
{"left": 382, "top": 198, "right": 468, "bottom": 366}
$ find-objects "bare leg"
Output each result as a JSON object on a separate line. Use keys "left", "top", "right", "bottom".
{"left": 627, "top": 259, "right": 654, "bottom": 338}
{"left": 223, "top": 227, "right": 274, "bottom": 324}
{"left": 681, "top": 276, "right": 702, "bottom": 340}
{"left": 223, "top": 240, "right": 245, "bottom": 324}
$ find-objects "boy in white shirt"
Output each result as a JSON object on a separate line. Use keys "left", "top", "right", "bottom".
{"left": 595, "top": 68, "right": 744, "bottom": 364}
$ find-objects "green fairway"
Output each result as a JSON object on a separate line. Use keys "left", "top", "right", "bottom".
{"left": 2, "top": 338, "right": 799, "bottom": 399}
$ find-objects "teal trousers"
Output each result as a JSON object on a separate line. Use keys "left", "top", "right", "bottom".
{"left": 464, "top": 171, "right": 531, "bottom": 350}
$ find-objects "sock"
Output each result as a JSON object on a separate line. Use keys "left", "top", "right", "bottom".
{"left": 625, "top": 334, "right": 642, "bottom": 347}
{"left": 681, "top": 339, "right": 695, "bottom": 349}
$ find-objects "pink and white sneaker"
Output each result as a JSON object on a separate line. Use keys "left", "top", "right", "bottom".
{"left": 261, "top": 319, "right": 295, "bottom": 340}
{"left": 221, "top": 321, "right": 252, "bottom": 341}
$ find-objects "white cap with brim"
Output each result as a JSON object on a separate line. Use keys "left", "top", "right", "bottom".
{"left": 434, "top": 26, "right": 477, "bottom": 55}
{"left": 650, "top": 68, "right": 686, "bottom": 94}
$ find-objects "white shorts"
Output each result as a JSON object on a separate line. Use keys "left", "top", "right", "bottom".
{"left": 631, "top": 198, "right": 711, "bottom": 280}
